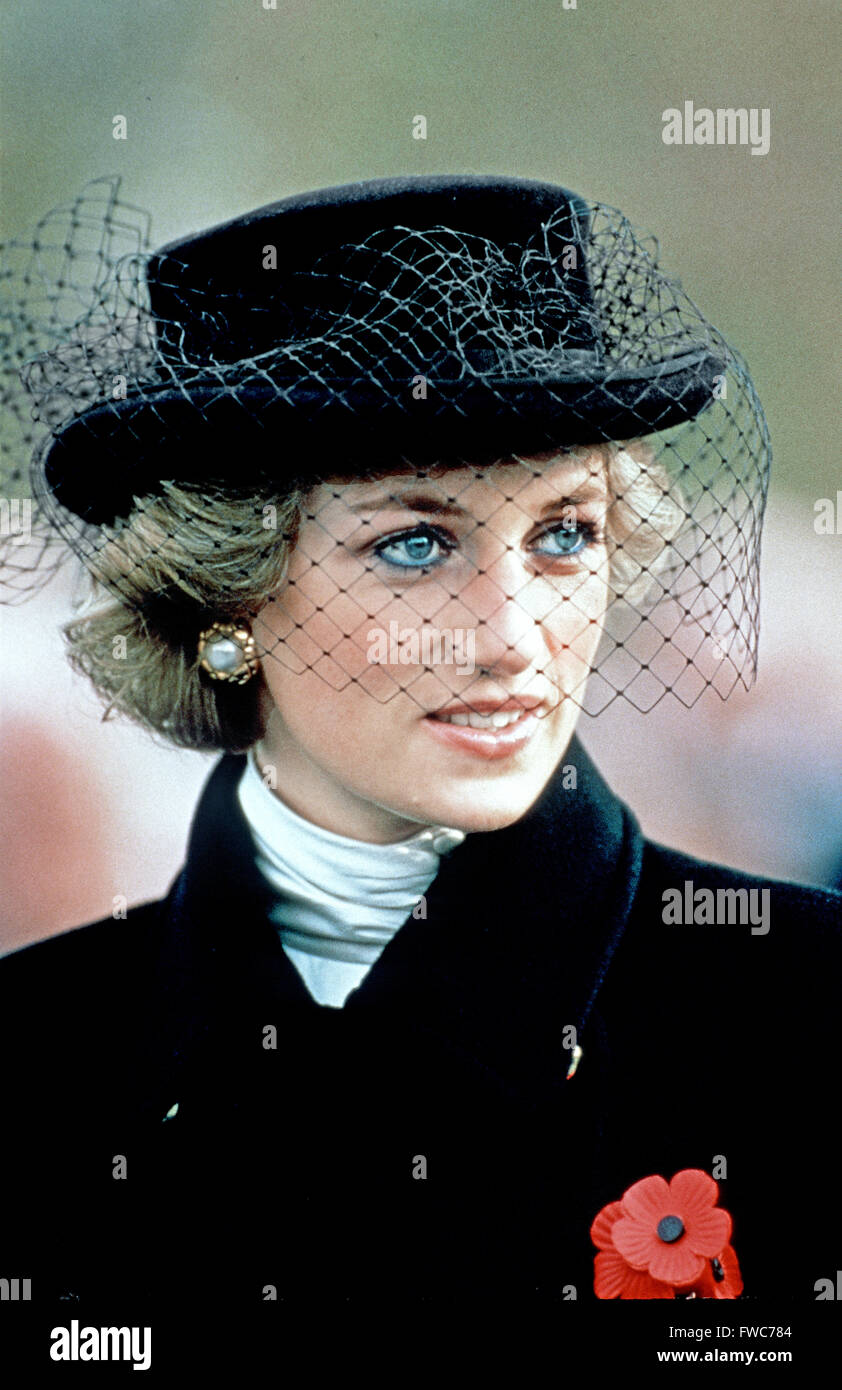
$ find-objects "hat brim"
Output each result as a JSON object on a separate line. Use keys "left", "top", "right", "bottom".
{"left": 43, "top": 349, "right": 724, "bottom": 525}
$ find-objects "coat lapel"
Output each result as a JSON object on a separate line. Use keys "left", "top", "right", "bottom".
{"left": 142, "top": 736, "right": 644, "bottom": 1116}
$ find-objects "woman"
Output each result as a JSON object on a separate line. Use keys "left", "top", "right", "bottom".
{"left": 1, "top": 174, "right": 839, "bottom": 1313}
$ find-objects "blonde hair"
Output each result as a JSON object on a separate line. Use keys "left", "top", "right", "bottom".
{"left": 64, "top": 442, "right": 684, "bottom": 751}
{"left": 604, "top": 440, "right": 686, "bottom": 601}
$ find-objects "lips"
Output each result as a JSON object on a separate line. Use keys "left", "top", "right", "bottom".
{"left": 422, "top": 697, "right": 546, "bottom": 760}
{"left": 430, "top": 697, "right": 545, "bottom": 724}
{"left": 436, "top": 708, "right": 525, "bottom": 729}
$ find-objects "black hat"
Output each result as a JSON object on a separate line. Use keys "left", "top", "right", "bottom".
{"left": 31, "top": 174, "right": 728, "bottom": 525}
{"left": 1, "top": 174, "right": 770, "bottom": 710}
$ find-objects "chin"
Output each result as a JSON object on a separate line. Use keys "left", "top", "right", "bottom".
{"left": 448, "top": 805, "right": 535, "bottom": 834}
{"left": 407, "top": 777, "right": 552, "bottom": 834}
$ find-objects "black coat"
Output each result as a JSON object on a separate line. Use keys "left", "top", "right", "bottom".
{"left": 2, "top": 737, "right": 840, "bottom": 1315}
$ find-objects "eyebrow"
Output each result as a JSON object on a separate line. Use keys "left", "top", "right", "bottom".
{"left": 343, "top": 478, "right": 609, "bottom": 520}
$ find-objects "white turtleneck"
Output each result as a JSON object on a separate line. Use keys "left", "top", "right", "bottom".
{"left": 236, "top": 752, "right": 466, "bottom": 1008}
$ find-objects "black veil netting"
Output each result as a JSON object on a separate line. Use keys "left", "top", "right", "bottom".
{"left": 0, "top": 175, "right": 770, "bottom": 714}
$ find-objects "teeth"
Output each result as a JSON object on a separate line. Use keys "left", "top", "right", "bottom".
{"left": 436, "top": 709, "right": 528, "bottom": 729}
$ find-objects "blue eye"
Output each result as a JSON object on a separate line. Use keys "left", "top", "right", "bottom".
{"left": 533, "top": 522, "right": 594, "bottom": 557}
{"left": 373, "top": 526, "right": 450, "bottom": 569}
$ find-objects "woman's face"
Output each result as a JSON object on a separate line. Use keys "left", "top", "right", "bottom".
{"left": 253, "top": 449, "right": 611, "bottom": 840}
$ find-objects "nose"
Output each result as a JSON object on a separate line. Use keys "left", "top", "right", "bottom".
{"left": 459, "top": 549, "right": 545, "bottom": 676}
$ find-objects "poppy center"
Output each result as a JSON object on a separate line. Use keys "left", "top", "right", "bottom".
{"left": 656, "top": 1214, "right": 685, "bottom": 1243}
{"left": 711, "top": 1257, "right": 725, "bottom": 1282}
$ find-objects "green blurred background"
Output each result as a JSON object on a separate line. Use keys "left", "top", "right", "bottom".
{"left": 3, "top": 0, "right": 841, "bottom": 946}
{"left": 3, "top": 0, "right": 839, "bottom": 495}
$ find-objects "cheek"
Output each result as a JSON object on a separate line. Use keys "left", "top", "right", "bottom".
{"left": 259, "top": 662, "right": 398, "bottom": 776}
{"left": 254, "top": 594, "right": 411, "bottom": 739}
{"left": 255, "top": 587, "right": 371, "bottom": 691}
{"left": 256, "top": 577, "right": 466, "bottom": 708}
{"left": 540, "top": 566, "right": 610, "bottom": 657}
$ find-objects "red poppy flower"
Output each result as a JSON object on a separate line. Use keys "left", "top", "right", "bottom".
{"left": 681, "top": 1243, "right": 744, "bottom": 1300}
{"left": 591, "top": 1170, "right": 739, "bottom": 1298}
{"left": 610, "top": 1170, "right": 732, "bottom": 1286}
{"left": 590, "top": 1199, "right": 675, "bottom": 1299}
